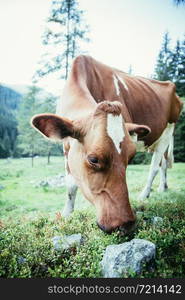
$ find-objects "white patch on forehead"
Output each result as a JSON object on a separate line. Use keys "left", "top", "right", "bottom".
{"left": 117, "top": 74, "right": 129, "bottom": 91}
{"left": 107, "top": 114, "right": 125, "bottom": 153}
{"left": 112, "top": 74, "right": 120, "bottom": 96}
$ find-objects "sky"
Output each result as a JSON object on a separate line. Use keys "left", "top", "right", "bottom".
{"left": 0, "top": 0, "right": 185, "bottom": 95}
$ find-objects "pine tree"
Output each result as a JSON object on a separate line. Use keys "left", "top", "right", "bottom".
{"left": 174, "top": 0, "right": 185, "bottom": 5}
{"left": 0, "top": 85, "right": 21, "bottom": 158}
{"left": 174, "top": 105, "right": 185, "bottom": 162}
{"left": 34, "top": 0, "right": 90, "bottom": 81}
{"left": 17, "top": 86, "right": 59, "bottom": 166}
{"left": 154, "top": 32, "right": 173, "bottom": 81}
{"left": 128, "top": 65, "right": 133, "bottom": 75}
{"left": 170, "top": 40, "right": 181, "bottom": 81}
{"left": 176, "top": 37, "right": 185, "bottom": 96}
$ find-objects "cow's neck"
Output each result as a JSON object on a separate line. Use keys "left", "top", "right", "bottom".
{"left": 59, "top": 77, "right": 96, "bottom": 121}
{"left": 60, "top": 56, "right": 132, "bottom": 123}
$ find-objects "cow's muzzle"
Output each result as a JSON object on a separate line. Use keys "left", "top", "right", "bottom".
{"left": 97, "top": 220, "right": 136, "bottom": 234}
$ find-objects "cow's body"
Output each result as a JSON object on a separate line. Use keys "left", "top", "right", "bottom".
{"left": 32, "top": 55, "right": 183, "bottom": 233}
{"left": 58, "top": 55, "right": 181, "bottom": 146}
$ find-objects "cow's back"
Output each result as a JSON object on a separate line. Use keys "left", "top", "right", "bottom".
{"left": 116, "top": 74, "right": 183, "bottom": 145}
{"left": 60, "top": 55, "right": 183, "bottom": 146}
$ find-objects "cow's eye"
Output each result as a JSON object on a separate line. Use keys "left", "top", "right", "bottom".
{"left": 88, "top": 156, "right": 99, "bottom": 165}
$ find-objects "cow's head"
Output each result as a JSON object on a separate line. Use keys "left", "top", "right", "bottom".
{"left": 31, "top": 101, "right": 150, "bottom": 233}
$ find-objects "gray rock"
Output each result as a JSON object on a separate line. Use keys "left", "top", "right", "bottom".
{"left": 151, "top": 217, "right": 163, "bottom": 226}
{"left": 52, "top": 234, "right": 83, "bottom": 251}
{"left": 38, "top": 180, "right": 49, "bottom": 187}
{"left": 34, "top": 174, "right": 65, "bottom": 188}
{"left": 0, "top": 185, "right": 5, "bottom": 191}
{"left": 101, "top": 238, "right": 156, "bottom": 278}
{"left": 6, "top": 158, "right": 12, "bottom": 164}
{"left": 17, "top": 256, "right": 27, "bottom": 264}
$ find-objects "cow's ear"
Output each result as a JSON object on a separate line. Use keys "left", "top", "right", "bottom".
{"left": 125, "top": 123, "right": 151, "bottom": 139}
{"left": 31, "top": 114, "right": 81, "bottom": 141}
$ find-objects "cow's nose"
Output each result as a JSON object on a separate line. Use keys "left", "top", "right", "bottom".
{"left": 97, "top": 220, "right": 136, "bottom": 234}
{"left": 96, "top": 222, "right": 113, "bottom": 234}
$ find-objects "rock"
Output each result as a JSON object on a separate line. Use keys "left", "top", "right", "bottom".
{"left": 17, "top": 256, "right": 27, "bottom": 264}
{"left": 34, "top": 174, "right": 65, "bottom": 188}
{"left": 47, "top": 174, "right": 65, "bottom": 188}
{"left": 151, "top": 217, "right": 163, "bottom": 226}
{"left": 0, "top": 185, "right": 5, "bottom": 191}
{"left": 52, "top": 234, "right": 83, "bottom": 251}
{"left": 101, "top": 238, "right": 156, "bottom": 278}
{"left": 6, "top": 158, "right": 12, "bottom": 164}
{"left": 38, "top": 180, "right": 49, "bottom": 187}
{"left": 5, "top": 205, "right": 17, "bottom": 211}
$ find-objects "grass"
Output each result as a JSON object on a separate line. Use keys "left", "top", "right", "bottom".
{"left": 0, "top": 156, "right": 184, "bottom": 278}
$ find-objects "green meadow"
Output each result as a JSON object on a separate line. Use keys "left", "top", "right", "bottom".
{"left": 0, "top": 157, "right": 184, "bottom": 278}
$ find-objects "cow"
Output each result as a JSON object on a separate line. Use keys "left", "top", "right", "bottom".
{"left": 31, "top": 55, "right": 183, "bottom": 234}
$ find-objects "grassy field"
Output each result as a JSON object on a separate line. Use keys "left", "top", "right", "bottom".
{"left": 0, "top": 156, "right": 184, "bottom": 278}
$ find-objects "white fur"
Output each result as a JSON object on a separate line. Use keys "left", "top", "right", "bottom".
{"left": 158, "top": 156, "right": 168, "bottom": 192}
{"left": 130, "top": 133, "right": 146, "bottom": 152}
{"left": 139, "top": 123, "right": 175, "bottom": 200}
{"left": 65, "top": 173, "right": 76, "bottom": 190}
{"left": 167, "top": 135, "right": 174, "bottom": 168}
{"left": 113, "top": 75, "right": 120, "bottom": 96}
{"left": 148, "top": 123, "right": 175, "bottom": 152}
{"left": 117, "top": 74, "right": 129, "bottom": 91}
{"left": 62, "top": 156, "right": 78, "bottom": 217}
{"left": 107, "top": 114, "right": 125, "bottom": 153}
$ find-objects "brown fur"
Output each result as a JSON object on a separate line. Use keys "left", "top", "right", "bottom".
{"left": 31, "top": 55, "right": 183, "bottom": 233}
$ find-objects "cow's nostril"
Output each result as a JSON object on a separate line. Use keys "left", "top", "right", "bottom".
{"left": 96, "top": 222, "right": 113, "bottom": 234}
{"left": 97, "top": 220, "right": 136, "bottom": 234}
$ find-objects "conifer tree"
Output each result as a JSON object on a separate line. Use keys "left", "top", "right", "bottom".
{"left": 154, "top": 32, "right": 172, "bottom": 81}
{"left": 176, "top": 37, "right": 185, "bottom": 96}
{"left": 0, "top": 85, "right": 21, "bottom": 158}
{"left": 174, "top": 0, "right": 185, "bottom": 5}
{"left": 17, "top": 86, "right": 59, "bottom": 166}
{"left": 34, "top": 0, "right": 90, "bottom": 81}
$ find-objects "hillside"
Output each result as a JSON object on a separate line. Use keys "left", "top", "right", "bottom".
{"left": 0, "top": 84, "right": 22, "bottom": 158}
{"left": 0, "top": 83, "right": 58, "bottom": 158}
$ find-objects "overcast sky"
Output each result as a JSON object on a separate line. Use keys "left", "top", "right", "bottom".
{"left": 0, "top": 0, "right": 185, "bottom": 94}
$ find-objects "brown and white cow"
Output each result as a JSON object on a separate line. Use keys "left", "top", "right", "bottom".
{"left": 31, "top": 55, "right": 183, "bottom": 233}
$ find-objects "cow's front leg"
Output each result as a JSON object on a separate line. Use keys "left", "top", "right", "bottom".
{"left": 63, "top": 172, "right": 78, "bottom": 217}
{"left": 62, "top": 150, "right": 78, "bottom": 217}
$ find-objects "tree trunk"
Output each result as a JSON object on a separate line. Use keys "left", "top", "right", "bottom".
{"left": 31, "top": 154, "right": 34, "bottom": 167}
{"left": 72, "top": 27, "right": 76, "bottom": 58}
{"left": 31, "top": 147, "right": 34, "bottom": 167}
{"left": 65, "top": 0, "right": 71, "bottom": 80}
{"left": 47, "top": 150, "right": 51, "bottom": 165}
